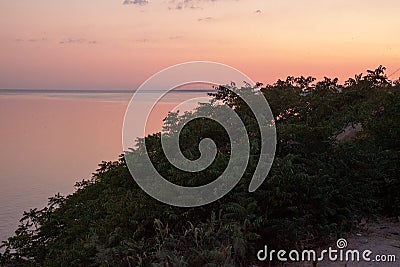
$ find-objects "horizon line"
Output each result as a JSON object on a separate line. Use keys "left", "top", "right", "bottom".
{"left": 0, "top": 88, "right": 214, "bottom": 94}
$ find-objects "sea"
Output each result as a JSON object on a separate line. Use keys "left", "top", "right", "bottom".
{"left": 0, "top": 88, "right": 212, "bottom": 244}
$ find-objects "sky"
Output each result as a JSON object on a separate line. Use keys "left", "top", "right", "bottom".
{"left": 0, "top": 0, "right": 399, "bottom": 89}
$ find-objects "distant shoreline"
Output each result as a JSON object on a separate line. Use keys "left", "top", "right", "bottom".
{"left": 0, "top": 89, "right": 214, "bottom": 94}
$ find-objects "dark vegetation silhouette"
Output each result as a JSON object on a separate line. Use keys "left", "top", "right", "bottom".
{"left": 1, "top": 66, "right": 399, "bottom": 266}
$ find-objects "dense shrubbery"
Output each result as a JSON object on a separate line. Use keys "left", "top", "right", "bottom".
{"left": 1, "top": 66, "right": 399, "bottom": 266}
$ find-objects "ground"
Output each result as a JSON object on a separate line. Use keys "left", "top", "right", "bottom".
{"left": 272, "top": 218, "right": 400, "bottom": 267}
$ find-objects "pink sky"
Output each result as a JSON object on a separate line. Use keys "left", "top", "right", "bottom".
{"left": 1, "top": 0, "right": 399, "bottom": 89}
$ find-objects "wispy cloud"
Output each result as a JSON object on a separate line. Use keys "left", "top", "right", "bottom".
{"left": 173, "top": 0, "right": 204, "bottom": 10}
{"left": 134, "top": 38, "right": 150, "bottom": 43}
{"left": 15, "top": 37, "right": 47, "bottom": 42}
{"left": 123, "top": 0, "right": 148, "bottom": 5}
{"left": 133, "top": 36, "right": 183, "bottom": 43}
{"left": 197, "top": 16, "right": 213, "bottom": 22}
{"left": 123, "top": 0, "right": 236, "bottom": 10}
{"left": 168, "top": 35, "right": 183, "bottom": 40}
{"left": 59, "top": 38, "right": 97, "bottom": 45}
{"left": 121, "top": 0, "right": 259, "bottom": 14}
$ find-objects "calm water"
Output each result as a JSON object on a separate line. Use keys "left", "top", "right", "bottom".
{"left": 0, "top": 89, "right": 212, "bottom": 244}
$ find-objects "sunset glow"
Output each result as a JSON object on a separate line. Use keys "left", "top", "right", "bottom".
{"left": 1, "top": 0, "right": 399, "bottom": 89}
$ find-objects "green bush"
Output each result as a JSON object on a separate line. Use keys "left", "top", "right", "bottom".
{"left": 1, "top": 66, "right": 399, "bottom": 266}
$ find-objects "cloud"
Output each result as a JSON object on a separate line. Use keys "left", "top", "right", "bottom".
{"left": 168, "top": 35, "right": 183, "bottom": 40}
{"left": 134, "top": 36, "right": 183, "bottom": 43}
{"left": 59, "top": 38, "right": 97, "bottom": 45}
{"left": 15, "top": 37, "right": 47, "bottom": 42}
{"left": 125, "top": 0, "right": 226, "bottom": 10}
{"left": 123, "top": 0, "right": 148, "bottom": 5}
{"left": 197, "top": 16, "right": 213, "bottom": 22}
{"left": 123, "top": 0, "right": 250, "bottom": 12}
{"left": 173, "top": 0, "right": 203, "bottom": 10}
{"left": 134, "top": 38, "right": 150, "bottom": 43}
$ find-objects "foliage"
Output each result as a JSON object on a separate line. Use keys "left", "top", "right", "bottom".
{"left": 1, "top": 66, "right": 399, "bottom": 266}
